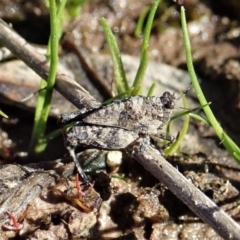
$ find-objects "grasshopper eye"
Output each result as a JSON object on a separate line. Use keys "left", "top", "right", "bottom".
{"left": 165, "top": 100, "right": 175, "bottom": 109}
{"left": 160, "top": 92, "right": 175, "bottom": 109}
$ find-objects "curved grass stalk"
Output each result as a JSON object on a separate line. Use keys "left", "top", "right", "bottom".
{"left": 181, "top": 6, "right": 240, "bottom": 162}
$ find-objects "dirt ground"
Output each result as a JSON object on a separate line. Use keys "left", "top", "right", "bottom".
{"left": 1, "top": 0, "right": 240, "bottom": 239}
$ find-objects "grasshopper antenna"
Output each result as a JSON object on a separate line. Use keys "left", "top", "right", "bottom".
{"left": 176, "top": 83, "right": 192, "bottom": 101}
{"left": 21, "top": 87, "right": 47, "bottom": 102}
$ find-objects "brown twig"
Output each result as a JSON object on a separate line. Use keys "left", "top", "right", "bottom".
{"left": 0, "top": 19, "right": 100, "bottom": 110}
{"left": 129, "top": 137, "right": 240, "bottom": 240}
{"left": 0, "top": 18, "right": 239, "bottom": 239}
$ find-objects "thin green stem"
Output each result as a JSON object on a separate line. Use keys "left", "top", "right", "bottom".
{"left": 147, "top": 83, "right": 156, "bottom": 96}
{"left": 134, "top": 6, "right": 151, "bottom": 37}
{"left": 170, "top": 103, "right": 211, "bottom": 123}
{"left": 181, "top": 6, "right": 240, "bottom": 161}
{"left": 132, "top": 0, "right": 160, "bottom": 95}
{"left": 30, "top": 0, "right": 65, "bottom": 154}
{"left": 165, "top": 95, "right": 189, "bottom": 155}
{"left": 29, "top": 80, "right": 47, "bottom": 150}
{"left": 0, "top": 110, "right": 8, "bottom": 118}
{"left": 100, "top": 18, "right": 129, "bottom": 94}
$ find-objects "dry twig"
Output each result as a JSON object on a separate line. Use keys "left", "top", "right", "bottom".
{"left": 129, "top": 137, "right": 240, "bottom": 240}
{"left": 0, "top": 19, "right": 100, "bottom": 110}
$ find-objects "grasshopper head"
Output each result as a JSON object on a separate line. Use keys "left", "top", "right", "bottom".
{"left": 160, "top": 91, "right": 175, "bottom": 109}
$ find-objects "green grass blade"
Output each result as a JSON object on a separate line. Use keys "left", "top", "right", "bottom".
{"left": 170, "top": 103, "right": 211, "bottom": 122}
{"left": 189, "top": 113, "right": 209, "bottom": 125}
{"left": 103, "top": 88, "right": 134, "bottom": 104}
{"left": 29, "top": 80, "right": 47, "bottom": 150}
{"left": 66, "top": 0, "right": 89, "bottom": 18}
{"left": 132, "top": 0, "right": 161, "bottom": 95}
{"left": 0, "top": 110, "right": 8, "bottom": 118}
{"left": 165, "top": 94, "right": 190, "bottom": 155}
{"left": 30, "top": 0, "right": 67, "bottom": 154}
{"left": 181, "top": 6, "right": 240, "bottom": 162}
{"left": 135, "top": 6, "right": 151, "bottom": 37}
{"left": 147, "top": 83, "right": 156, "bottom": 96}
{"left": 132, "top": 48, "right": 148, "bottom": 95}
{"left": 100, "top": 17, "right": 129, "bottom": 94}
{"left": 43, "top": 128, "right": 62, "bottom": 142}
{"left": 56, "top": 0, "right": 68, "bottom": 38}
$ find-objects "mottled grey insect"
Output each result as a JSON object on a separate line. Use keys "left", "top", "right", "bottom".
{"left": 60, "top": 92, "right": 175, "bottom": 137}
{"left": 65, "top": 123, "right": 139, "bottom": 150}
{"left": 59, "top": 91, "right": 176, "bottom": 184}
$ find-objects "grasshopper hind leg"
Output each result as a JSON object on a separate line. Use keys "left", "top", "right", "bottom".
{"left": 158, "top": 132, "right": 175, "bottom": 149}
{"left": 67, "top": 147, "right": 91, "bottom": 186}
